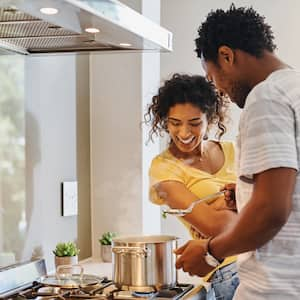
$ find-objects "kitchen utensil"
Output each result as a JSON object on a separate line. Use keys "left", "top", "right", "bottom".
{"left": 163, "top": 191, "right": 225, "bottom": 216}
{"left": 38, "top": 265, "right": 104, "bottom": 289}
{"left": 112, "top": 235, "right": 178, "bottom": 292}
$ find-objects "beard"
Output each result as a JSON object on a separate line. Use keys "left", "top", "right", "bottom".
{"left": 227, "top": 80, "right": 252, "bottom": 109}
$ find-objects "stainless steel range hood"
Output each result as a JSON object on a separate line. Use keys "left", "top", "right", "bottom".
{"left": 0, "top": 0, "right": 172, "bottom": 55}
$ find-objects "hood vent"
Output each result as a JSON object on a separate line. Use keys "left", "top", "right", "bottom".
{"left": 0, "top": 0, "right": 172, "bottom": 55}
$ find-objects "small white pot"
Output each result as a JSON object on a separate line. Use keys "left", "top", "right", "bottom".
{"left": 101, "top": 245, "right": 112, "bottom": 262}
{"left": 55, "top": 255, "right": 78, "bottom": 269}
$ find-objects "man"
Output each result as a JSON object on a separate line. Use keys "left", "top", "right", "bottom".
{"left": 175, "top": 5, "right": 300, "bottom": 300}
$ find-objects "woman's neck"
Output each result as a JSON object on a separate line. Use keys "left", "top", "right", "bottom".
{"left": 169, "top": 140, "right": 206, "bottom": 160}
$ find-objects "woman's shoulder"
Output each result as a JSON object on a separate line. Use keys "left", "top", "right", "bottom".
{"left": 208, "top": 139, "right": 234, "bottom": 152}
{"left": 149, "top": 149, "right": 185, "bottom": 190}
{"left": 208, "top": 139, "right": 235, "bottom": 162}
{"left": 219, "top": 140, "right": 235, "bottom": 164}
{"left": 151, "top": 148, "right": 178, "bottom": 165}
{"left": 220, "top": 140, "right": 235, "bottom": 151}
{"left": 150, "top": 149, "right": 182, "bottom": 173}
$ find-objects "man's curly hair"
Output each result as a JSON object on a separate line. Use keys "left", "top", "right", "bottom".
{"left": 144, "top": 73, "right": 229, "bottom": 142}
{"left": 195, "top": 4, "right": 277, "bottom": 62}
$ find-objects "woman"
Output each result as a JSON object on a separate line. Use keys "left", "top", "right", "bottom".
{"left": 145, "top": 74, "right": 239, "bottom": 300}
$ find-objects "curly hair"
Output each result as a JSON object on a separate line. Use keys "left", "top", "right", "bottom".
{"left": 195, "top": 4, "right": 277, "bottom": 62}
{"left": 145, "top": 73, "right": 228, "bottom": 142}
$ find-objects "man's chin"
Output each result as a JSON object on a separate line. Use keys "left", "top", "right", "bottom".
{"left": 230, "top": 96, "right": 246, "bottom": 109}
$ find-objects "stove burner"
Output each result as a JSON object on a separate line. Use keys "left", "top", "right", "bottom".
{"left": 18, "top": 284, "right": 194, "bottom": 300}
{"left": 131, "top": 291, "right": 157, "bottom": 298}
{"left": 16, "top": 280, "right": 115, "bottom": 300}
{"left": 112, "top": 284, "right": 194, "bottom": 299}
{"left": 155, "top": 289, "right": 181, "bottom": 298}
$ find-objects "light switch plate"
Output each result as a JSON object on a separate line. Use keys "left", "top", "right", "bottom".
{"left": 62, "top": 181, "right": 78, "bottom": 216}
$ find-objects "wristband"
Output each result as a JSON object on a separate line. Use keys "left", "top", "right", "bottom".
{"left": 204, "top": 237, "right": 224, "bottom": 267}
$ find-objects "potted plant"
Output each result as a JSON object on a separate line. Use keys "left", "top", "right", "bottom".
{"left": 99, "top": 232, "right": 117, "bottom": 262}
{"left": 53, "top": 241, "right": 80, "bottom": 269}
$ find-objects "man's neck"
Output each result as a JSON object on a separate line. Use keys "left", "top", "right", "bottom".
{"left": 245, "top": 50, "right": 290, "bottom": 88}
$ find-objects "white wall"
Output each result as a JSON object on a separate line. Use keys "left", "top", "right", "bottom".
{"left": 24, "top": 54, "right": 90, "bottom": 271}
{"left": 90, "top": 51, "right": 143, "bottom": 257}
{"left": 160, "top": 0, "right": 300, "bottom": 241}
{"left": 141, "top": 0, "right": 161, "bottom": 235}
{"left": 90, "top": 0, "right": 162, "bottom": 259}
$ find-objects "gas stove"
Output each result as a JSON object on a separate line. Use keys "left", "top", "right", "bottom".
{"left": 0, "top": 260, "right": 194, "bottom": 300}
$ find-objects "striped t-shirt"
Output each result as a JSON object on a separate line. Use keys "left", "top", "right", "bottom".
{"left": 234, "top": 68, "right": 300, "bottom": 300}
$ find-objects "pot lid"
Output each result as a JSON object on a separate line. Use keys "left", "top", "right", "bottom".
{"left": 39, "top": 274, "right": 101, "bottom": 288}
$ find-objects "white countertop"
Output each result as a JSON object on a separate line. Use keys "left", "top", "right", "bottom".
{"left": 79, "top": 258, "right": 206, "bottom": 299}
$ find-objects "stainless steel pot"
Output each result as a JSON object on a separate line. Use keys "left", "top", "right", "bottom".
{"left": 112, "top": 235, "right": 178, "bottom": 292}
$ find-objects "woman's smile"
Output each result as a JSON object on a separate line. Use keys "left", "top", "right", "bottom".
{"left": 176, "top": 135, "right": 196, "bottom": 146}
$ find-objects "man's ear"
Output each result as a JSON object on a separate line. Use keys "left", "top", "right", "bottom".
{"left": 218, "top": 46, "right": 235, "bottom": 66}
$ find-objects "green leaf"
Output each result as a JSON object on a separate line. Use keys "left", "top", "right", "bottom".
{"left": 53, "top": 241, "right": 80, "bottom": 257}
{"left": 99, "top": 231, "right": 117, "bottom": 245}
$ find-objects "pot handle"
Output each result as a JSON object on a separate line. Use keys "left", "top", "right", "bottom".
{"left": 112, "top": 246, "right": 150, "bottom": 257}
{"left": 56, "top": 264, "right": 84, "bottom": 280}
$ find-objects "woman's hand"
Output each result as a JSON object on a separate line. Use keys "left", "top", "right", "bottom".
{"left": 209, "top": 196, "right": 229, "bottom": 211}
{"left": 221, "top": 183, "right": 237, "bottom": 211}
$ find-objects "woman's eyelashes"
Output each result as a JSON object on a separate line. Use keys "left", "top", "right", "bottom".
{"left": 190, "top": 122, "right": 202, "bottom": 127}
{"left": 168, "top": 119, "right": 202, "bottom": 127}
{"left": 168, "top": 120, "right": 181, "bottom": 126}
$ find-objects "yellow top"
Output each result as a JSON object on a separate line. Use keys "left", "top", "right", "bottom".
{"left": 149, "top": 140, "right": 236, "bottom": 282}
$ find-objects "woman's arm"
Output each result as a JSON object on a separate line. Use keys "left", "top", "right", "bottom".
{"left": 155, "top": 180, "right": 237, "bottom": 237}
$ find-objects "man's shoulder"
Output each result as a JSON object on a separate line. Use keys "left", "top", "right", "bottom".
{"left": 251, "top": 68, "right": 300, "bottom": 101}
{"left": 244, "top": 68, "right": 300, "bottom": 113}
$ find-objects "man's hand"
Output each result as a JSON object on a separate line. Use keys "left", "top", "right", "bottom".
{"left": 174, "top": 239, "right": 214, "bottom": 276}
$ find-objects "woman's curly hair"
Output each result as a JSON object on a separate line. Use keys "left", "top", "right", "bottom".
{"left": 195, "top": 4, "right": 276, "bottom": 62}
{"left": 144, "top": 73, "right": 229, "bottom": 142}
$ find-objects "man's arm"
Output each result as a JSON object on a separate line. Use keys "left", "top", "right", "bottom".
{"left": 175, "top": 167, "right": 296, "bottom": 276}
{"left": 211, "top": 167, "right": 296, "bottom": 259}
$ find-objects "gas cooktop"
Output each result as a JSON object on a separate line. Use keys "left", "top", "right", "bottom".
{"left": 0, "top": 260, "right": 194, "bottom": 300}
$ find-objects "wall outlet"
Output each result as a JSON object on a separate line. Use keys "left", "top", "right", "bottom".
{"left": 62, "top": 181, "right": 78, "bottom": 216}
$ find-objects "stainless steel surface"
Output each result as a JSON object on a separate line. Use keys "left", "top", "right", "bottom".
{"left": 163, "top": 191, "right": 225, "bottom": 216}
{"left": 0, "top": 259, "right": 47, "bottom": 296}
{"left": 112, "top": 235, "right": 178, "bottom": 292}
{"left": 112, "top": 284, "right": 194, "bottom": 299}
{"left": 39, "top": 264, "right": 104, "bottom": 288}
{"left": 5, "top": 282, "right": 194, "bottom": 300}
{"left": 0, "top": 0, "right": 172, "bottom": 55}
{"left": 39, "top": 274, "right": 103, "bottom": 289}
{"left": 0, "top": 258, "right": 195, "bottom": 300}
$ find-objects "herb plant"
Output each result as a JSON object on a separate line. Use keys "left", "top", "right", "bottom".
{"left": 53, "top": 242, "right": 80, "bottom": 257}
{"left": 99, "top": 232, "right": 117, "bottom": 245}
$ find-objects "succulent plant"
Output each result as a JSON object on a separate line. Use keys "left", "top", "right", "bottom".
{"left": 53, "top": 241, "right": 80, "bottom": 257}
{"left": 99, "top": 232, "right": 117, "bottom": 245}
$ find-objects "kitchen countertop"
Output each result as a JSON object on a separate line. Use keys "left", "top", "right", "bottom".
{"left": 79, "top": 258, "right": 207, "bottom": 299}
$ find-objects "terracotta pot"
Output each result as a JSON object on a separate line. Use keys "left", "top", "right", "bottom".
{"left": 54, "top": 255, "right": 78, "bottom": 269}
{"left": 101, "top": 245, "right": 112, "bottom": 262}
